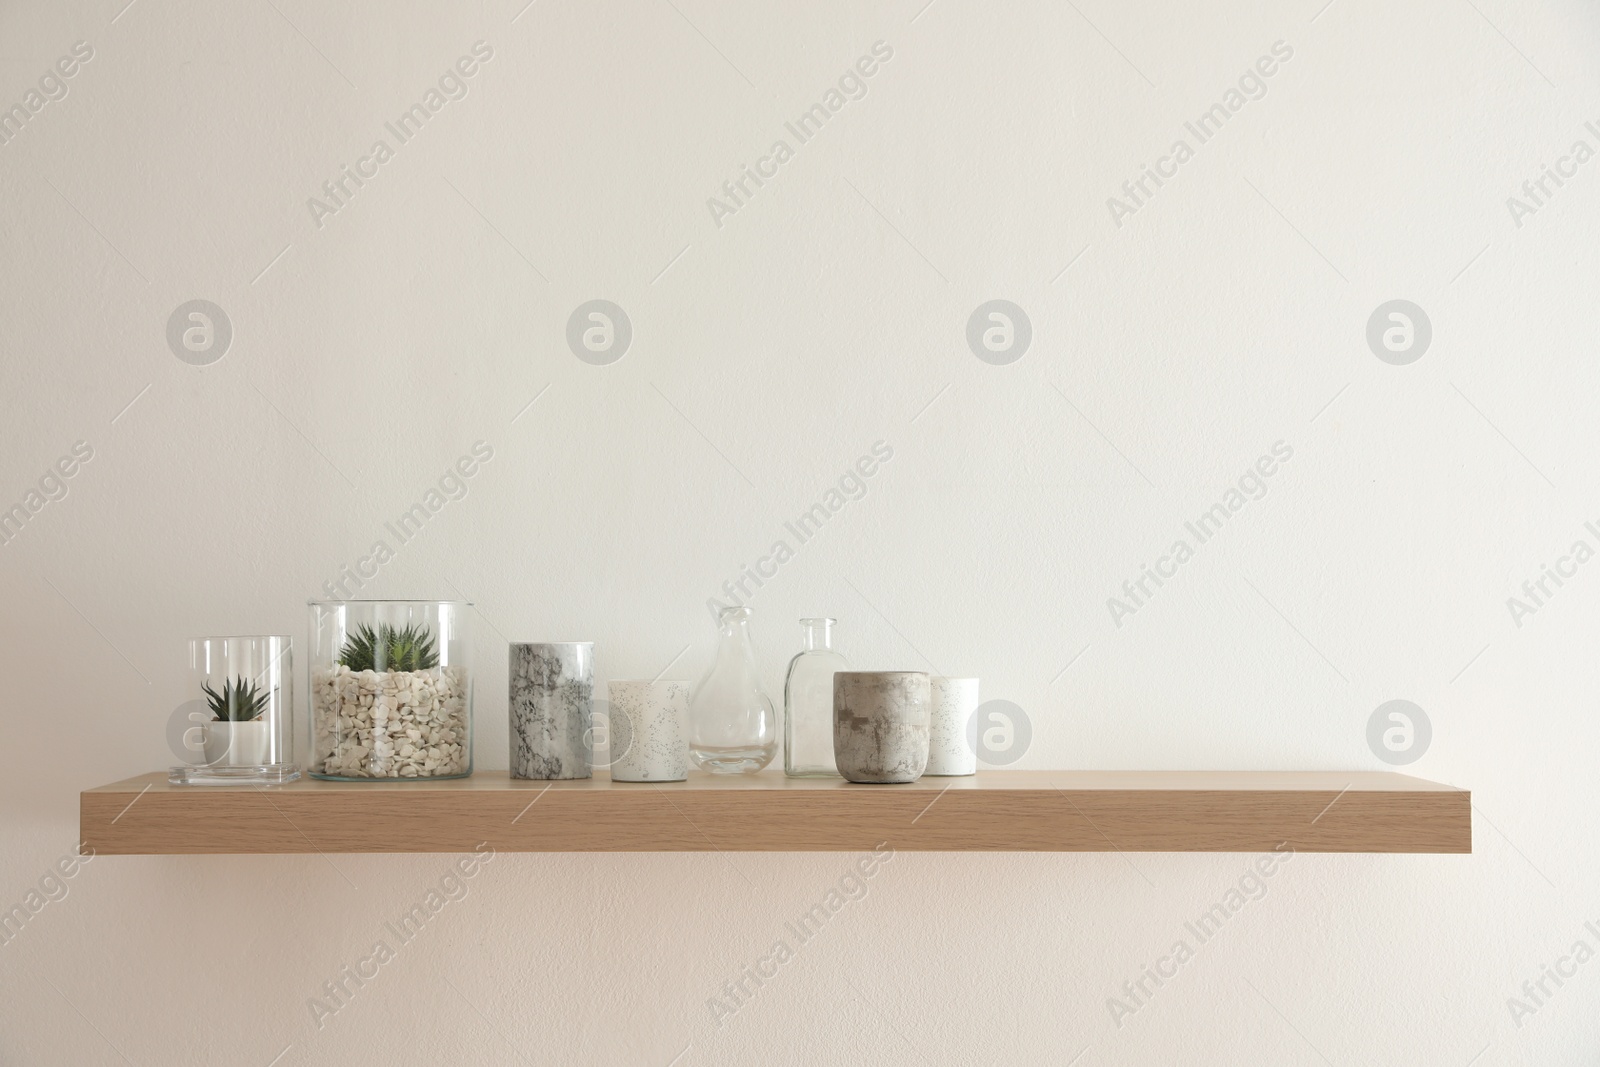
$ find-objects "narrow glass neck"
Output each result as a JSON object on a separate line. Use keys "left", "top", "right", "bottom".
{"left": 717, "top": 611, "right": 754, "bottom": 657}
{"left": 800, "top": 618, "right": 834, "bottom": 651}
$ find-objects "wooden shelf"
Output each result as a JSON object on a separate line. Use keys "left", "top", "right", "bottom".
{"left": 80, "top": 770, "right": 1469, "bottom": 854}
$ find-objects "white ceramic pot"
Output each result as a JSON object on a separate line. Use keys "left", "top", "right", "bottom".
{"left": 926, "top": 677, "right": 979, "bottom": 776}
{"left": 203, "top": 719, "right": 270, "bottom": 767}
{"left": 607, "top": 680, "right": 689, "bottom": 782}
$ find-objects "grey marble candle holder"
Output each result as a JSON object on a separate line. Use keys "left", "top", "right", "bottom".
{"left": 833, "top": 671, "right": 930, "bottom": 784}
{"left": 509, "top": 642, "right": 593, "bottom": 780}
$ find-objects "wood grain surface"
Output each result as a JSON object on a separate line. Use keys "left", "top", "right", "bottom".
{"left": 80, "top": 770, "right": 1471, "bottom": 854}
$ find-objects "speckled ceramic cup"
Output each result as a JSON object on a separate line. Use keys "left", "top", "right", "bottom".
{"left": 926, "top": 677, "right": 979, "bottom": 776}
{"left": 833, "top": 671, "right": 930, "bottom": 784}
{"left": 607, "top": 680, "right": 689, "bottom": 782}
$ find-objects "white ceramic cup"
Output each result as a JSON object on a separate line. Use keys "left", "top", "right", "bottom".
{"left": 926, "top": 677, "right": 979, "bottom": 776}
{"left": 607, "top": 680, "right": 690, "bottom": 782}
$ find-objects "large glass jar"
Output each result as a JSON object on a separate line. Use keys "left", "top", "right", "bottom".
{"left": 169, "top": 636, "right": 299, "bottom": 785}
{"left": 308, "top": 601, "right": 472, "bottom": 780}
{"left": 783, "top": 618, "right": 847, "bottom": 777}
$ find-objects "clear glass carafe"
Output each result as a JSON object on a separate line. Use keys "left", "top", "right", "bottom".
{"left": 688, "top": 606, "right": 777, "bottom": 773}
{"left": 784, "top": 618, "right": 848, "bottom": 777}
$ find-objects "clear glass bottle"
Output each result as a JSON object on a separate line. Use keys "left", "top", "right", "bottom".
{"left": 784, "top": 618, "right": 848, "bottom": 777}
{"left": 688, "top": 606, "right": 778, "bottom": 773}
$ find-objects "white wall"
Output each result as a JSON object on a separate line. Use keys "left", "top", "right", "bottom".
{"left": 3, "top": 0, "right": 1599, "bottom": 1062}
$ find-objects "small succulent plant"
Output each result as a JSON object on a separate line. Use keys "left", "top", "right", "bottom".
{"left": 337, "top": 623, "right": 440, "bottom": 673}
{"left": 203, "top": 677, "right": 271, "bottom": 722}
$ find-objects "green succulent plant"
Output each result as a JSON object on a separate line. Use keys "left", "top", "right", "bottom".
{"left": 337, "top": 623, "right": 440, "bottom": 673}
{"left": 202, "top": 677, "right": 271, "bottom": 722}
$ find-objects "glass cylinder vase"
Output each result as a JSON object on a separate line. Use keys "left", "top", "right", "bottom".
{"left": 308, "top": 600, "right": 473, "bottom": 780}
{"left": 169, "top": 636, "right": 299, "bottom": 785}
